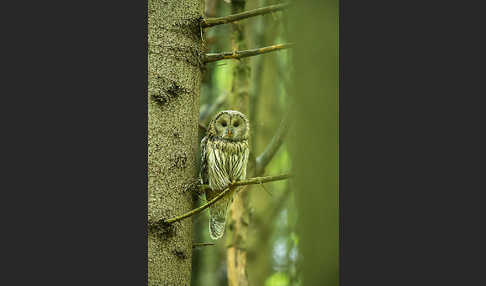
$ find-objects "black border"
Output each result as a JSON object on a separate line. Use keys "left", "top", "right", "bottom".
{"left": 340, "top": 0, "right": 485, "bottom": 285}
{"left": 2, "top": 1, "right": 147, "bottom": 284}
{"left": 2, "top": 0, "right": 484, "bottom": 284}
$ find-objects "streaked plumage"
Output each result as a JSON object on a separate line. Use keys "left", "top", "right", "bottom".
{"left": 200, "top": 110, "right": 250, "bottom": 240}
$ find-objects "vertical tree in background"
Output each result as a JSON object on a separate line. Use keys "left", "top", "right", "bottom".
{"left": 227, "top": 0, "right": 251, "bottom": 285}
{"left": 147, "top": 0, "right": 203, "bottom": 285}
{"left": 291, "top": 0, "right": 339, "bottom": 285}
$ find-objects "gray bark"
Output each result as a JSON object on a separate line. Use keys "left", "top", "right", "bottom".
{"left": 148, "top": 0, "right": 204, "bottom": 285}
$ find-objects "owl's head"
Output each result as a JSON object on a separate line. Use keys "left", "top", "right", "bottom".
{"left": 208, "top": 110, "right": 249, "bottom": 141}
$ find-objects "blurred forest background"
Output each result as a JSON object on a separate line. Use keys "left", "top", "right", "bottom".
{"left": 194, "top": 1, "right": 297, "bottom": 285}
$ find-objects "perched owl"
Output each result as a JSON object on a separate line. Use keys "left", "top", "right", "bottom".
{"left": 200, "top": 110, "right": 250, "bottom": 240}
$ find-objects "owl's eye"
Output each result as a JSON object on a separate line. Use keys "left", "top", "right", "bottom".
{"left": 233, "top": 121, "right": 239, "bottom": 127}
{"left": 221, "top": 121, "right": 227, "bottom": 127}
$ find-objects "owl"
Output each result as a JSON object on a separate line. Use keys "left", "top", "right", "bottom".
{"left": 200, "top": 110, "right": 250, "bottom": 240}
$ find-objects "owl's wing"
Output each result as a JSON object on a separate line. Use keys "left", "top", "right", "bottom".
{"left": 241, "top": 146, "right": 250, "bottom": 180}
{"left": 199, "top": 136, "right": 209, "bottom": 185}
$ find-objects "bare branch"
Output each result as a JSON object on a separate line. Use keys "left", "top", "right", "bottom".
{"left": 192, "top": 242, "right": 216, "bottom": 248}
{"left": 202, "top": 3, "right": 291, "bottom": 28}
{"left": 165, "top": 185, "right": 234, "bottom": 224}
{"left": 204, "top": 43, "right": 293, "bottom": 63}
{"left": 200, "top": 173, "right": 291, "bottom": 193}
{"left": 164, "top": 173, "right": 291, "bottom": 224}
{"left": 255, "top": 113, "right": 291, "bottom": 175}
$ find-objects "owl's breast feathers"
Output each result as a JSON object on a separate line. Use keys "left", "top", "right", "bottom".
{"left": 205, "top": 137, "right": 249, "bottom": 191}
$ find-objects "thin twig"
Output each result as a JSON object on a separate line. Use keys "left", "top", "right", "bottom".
{"left": 202, "top": 3, "right": 291, "bottom": 28}
{"left": 204, "top": 43, "right": 293, "bottom": 63}
{"left": 259, "top": 181, "right": 273, "bottom": 197}
{"left": 255, "top": 113, "right": 291, "bottom": 175}
{"left": 192, "top": 242, "right": 216, "bottom": 248}
{"left": 165, "top": 185, "right": 234, "bottom": 224}
{"left": 164, "top": 174, "right": 291, "bottom": 224}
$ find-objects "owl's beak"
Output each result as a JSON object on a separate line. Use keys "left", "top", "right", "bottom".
{"left": 227, "top": 129, "right": 232, "bottom": 137}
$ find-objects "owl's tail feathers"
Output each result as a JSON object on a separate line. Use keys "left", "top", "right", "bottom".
{"left": 209, "top": 215, "right": 226, "bottom": 240}
{"left": 209, "top": 199, "right": 230, "bottom": 240}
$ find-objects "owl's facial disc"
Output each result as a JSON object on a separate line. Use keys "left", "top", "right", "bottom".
{"left": 212, "top": 111, "right": 248, "bottom": 140}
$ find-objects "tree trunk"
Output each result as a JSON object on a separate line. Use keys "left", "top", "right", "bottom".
{"left": 290, "top": 0, "right": 339, "bottom": 285}
{"left": 148, "top": 0, "right": 203, "bottom": 285}
{"left": 226, "top": 1, "right": 251, "bottom": 286}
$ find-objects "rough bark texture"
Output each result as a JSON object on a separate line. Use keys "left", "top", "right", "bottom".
{"left": 148, "top": 0, "right": 204, "bottom": 285}
{"left": 226, "top": 1, "right": 251, "bottom": 285}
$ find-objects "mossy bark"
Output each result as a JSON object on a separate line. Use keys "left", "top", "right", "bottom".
{"left": 148, "top": 0, "right": 204, "bottom": 285}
